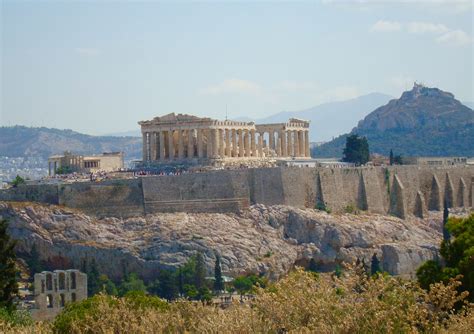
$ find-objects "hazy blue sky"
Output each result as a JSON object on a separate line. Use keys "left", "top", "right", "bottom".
{"left": 1, "top": 0, "right": 472, "bottom": 135}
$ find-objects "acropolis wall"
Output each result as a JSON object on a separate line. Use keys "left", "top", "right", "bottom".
{"left": 1, "top": 166, "right": 473, "bottom": 219}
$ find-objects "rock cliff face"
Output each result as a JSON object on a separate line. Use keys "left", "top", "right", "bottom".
{"left": 0, "top": 201, "right": 449, "bottom": 281}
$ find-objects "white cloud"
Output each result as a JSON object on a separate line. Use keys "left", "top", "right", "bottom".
{"left": 274, "top": 81, "right": 319, "bottom": 93}
{"left": 388, "top": 75, "right": 416, "bottom": 92}
{"left": 317, "top": 86, "right": 360, "bottom": 103}
{"left": 75, "top": 48, "right": 100, "bottom": 56}
{"left": 370, "top": 20, "right": 402, "bottom": 32}
{"left": 406, "top": 22, "right": 449, "bottom": 34}
{"left": 370, "top": 20, "right": 472, "bottom": 47}
{"left": 198, "top": 79, "right": 263, "bottom": 96}
{"left": 436, "top": 30, "right": 472, "bottom": 46}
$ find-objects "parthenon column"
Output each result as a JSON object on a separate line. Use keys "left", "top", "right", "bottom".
{"left": 178, "top": 130, "right": 184, "bottom": 159}
{"left": 219, "top": 129, "right": 225, "bottom": 157}
{"left": 225, "top": 129, "right": 231, "bottom": 157}
{"left": 293, "top": 130, "right": 300, "bottom": 157}
{"left": 269, "top": 131, "right": 274, "bottom": 151}
{"left": 168, "top": 130, "right": 174, "bottom": 160}
{"left": 244, "top": 130, "right": 251, "bottom": 157}
{"left": 197, "top": 129, "right": 204, "bottom": 158}
{"left": 232, "top": 129, "right": 238, "bottom": 157}
{"left": 258, "top": 135, "right": 263, "bottom": 157}
{"left": 277, "top": 136, "right": 282, "bottom": 156}
{"left": 187, "top": 129, "right": 194, "bottom": 158}
{"left": 238, "top": 129, "right": 244, "bottom": 157}
{"left": 206, "top": 129, "right": 212, "bottom": 158}
{"left": 212, "top": 129, "right": 219, "bottom": 158}
{"left": 150, "top": 132, "right": 157, "bottom": 161}
{"left": 299, "top": 131, "right": 304, "bottom": 158}
{"left": 305, "top": 130, "right": 310, "bottom": 157}
{"left": 287, "top": 131, "right": 293, "bottom": 156}
{"left": 142, "top": 132, "right": 148, "bottom": 162}
{"left": 250, "top": 130, "right": 256, "bottom": 157}
{"left": 159, "top": 131, "right": 165, "bottom": 161}
{"left": 281, "top": 130, "right": 287, "bottom": 157}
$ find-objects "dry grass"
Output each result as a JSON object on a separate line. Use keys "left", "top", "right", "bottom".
{"left": 2, "top": 267, "right": 472, "bottom": 333}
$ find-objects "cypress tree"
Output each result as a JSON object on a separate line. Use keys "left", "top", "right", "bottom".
{"left": 389, "top": 149, "right": 394, "bottom": 165}
{"left": 442, "top": 200, "right": 451, "bottom": 243}
{"left": 0, "top": 219, "right": 19, "bottom": 310}
{"left": 87, "top": 258, "right": 101, "bottom": 296}
{"left": 371, "top": 253, "right": 381, "bottom": 276}
{"left": 213, "top": 253, "right": 224, "bottom": 292}
{"left": 308, "top": 258, "right": 318, "bottom": 273}
{"left": 194, "top": 252, "right": 206, "bottom": 289}
{"left": 27, "top": 244, "right": 43, "bottom": 275}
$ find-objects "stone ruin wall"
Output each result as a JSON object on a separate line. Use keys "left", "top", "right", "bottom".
{"left": 0, "top": 166, "right": 472, "bottom": 219}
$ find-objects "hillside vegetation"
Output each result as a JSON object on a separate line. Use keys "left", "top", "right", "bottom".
{"left": 0, "top": 126, "right": 141, "bottom": 159}
{"left": 314, "top": 84, "right": 474, "bottom": 158}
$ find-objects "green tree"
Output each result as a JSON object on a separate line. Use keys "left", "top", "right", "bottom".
{"left": 148, "top": 270, "right": 178, "bottom": 301}
{"left": 370, "top": 253, "right": 381, "bottom": 276}
{"left": 342, "top": 134, "right": 369, "bottom": 165}
{"left": 389, "top": 149, "right": 394, "bottom": 166}
{"left": 98, "top": 274, "right": 118, "bottom": 295}
{"left": 194, "top": 252, "right": 206, "bottom": 289}
{"left": 417, "top": 214, "right": 474, "bottom": 301}
{"left": 87, "top": 259, "right": 101, "bottom": 296}
{"left": 26, "top": 244, "right": 43, "bottom": 275}
{"left": 0, "top": 219, "right": 19, "bottom": 311}
{"left": 213, "top": 253, "right": 224, "bottom": 293}
{"left": 308, "top": 258, "right": 318, "bottom": 273}
{"left": 10, "top": 175, "right": 25, "bottom": 188}
{"left": 119, "top": 273, "right": 146, "bottom": 297}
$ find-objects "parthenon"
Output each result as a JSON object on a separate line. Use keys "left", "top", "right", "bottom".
{"left": 139, "top": 113, "right": 310, "bottom": 164}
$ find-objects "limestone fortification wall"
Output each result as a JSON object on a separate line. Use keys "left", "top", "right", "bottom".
{"left": 0, "top": 166, "right": 472, "bottom": 218}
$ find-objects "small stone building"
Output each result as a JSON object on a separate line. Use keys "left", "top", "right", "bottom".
{"left": 48, "top": 151, "right": 124, "bottom": 176}
{"left": 31, "top": 270, "right": 87, "bottom": 321}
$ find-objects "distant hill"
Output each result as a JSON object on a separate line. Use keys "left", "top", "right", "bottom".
{"left": 314, "top": 84, "right": 474, "bottom": 158}
{"left": 0, "top": 126, "right": 142, "bottom": 159}
{"left": 255, "top": 93, "right": 393, "bottom": 142}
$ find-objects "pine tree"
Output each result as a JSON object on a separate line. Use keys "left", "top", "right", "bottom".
{"left": 442, "top": 201, "right": 451, "bottom": 243}
{"left": 0, "top": 219, "right": 19, "bottom": 310}
{"left": 389, "top": 149, "right": 394, "bottom": 166}
{"left": 87, "top": 258, "right": 101, "bottom": 296}
{"left": 194, "top": 252, "right": 206, "bottom": 289}
{"left": 27, "top": 244, "right": 42, "bottom": 275}
{"left": 371, "top": 253, "right": 381, "bottom": 276}
{"left": 213, "top": 253, "right": 224, "bottom": 293}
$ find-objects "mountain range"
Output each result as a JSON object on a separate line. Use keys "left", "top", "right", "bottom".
{"left": 314, "top": 84, "right": 474, "bottom": 157}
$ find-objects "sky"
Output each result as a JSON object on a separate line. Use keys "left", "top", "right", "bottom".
{"left": 1, "top": 0, "right": 472, "bottom": 135}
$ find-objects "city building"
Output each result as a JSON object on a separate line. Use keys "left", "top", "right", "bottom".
{"left": 139, "top": 113, "right": 310, "bottom": 165}
{"left": 48, "top": 151, "right": 124, "bottom": 176}
{"left": 402, "top": 156, "right": 468, "bottom": 166}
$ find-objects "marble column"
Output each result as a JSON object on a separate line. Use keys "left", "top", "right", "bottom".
{"left": 212, "top": 129, "right": 219, "bottom": 158}
{"left": 187, "top": 129, "right": 194, "bottom": 158}
{"left": 159, "top": 132, "right": 165, "bottom": 161}
{"left": 287, "top": 131, "right": 293, "bottom": 156}
{"left": 281, "top": 130, "right": 287, "bottom": 157}
{"left": 197, "top": 129, "right": 204, "bottom": 158}
{"left": 168, "top": 130, "right": 174, "bottom": 160}
{"left": 206, "top": 129, "right": 212, "bottom": 158}
{"left": 293, "top": 130, "right": 300, "bottom": 157}
{"left": 244, "top": 130, "right": 251, "bottom": 157}
{"left": 299, "top": 130, "right": 305, "bottom": 157}
{"left": 250, "top": 129, "right": 256, "bottom": 157}
{"left": 178, "top": 130, "right": 184, "bottom": 159}
{"left": 238, "top": 129, "right": 244, "bottom": 157}
{"left": 269, "top": 130, "right": 274, "bottom": 151}
{"left": 225, "top": 129, "right": 231, "bottom": 157}
{"left": 142, "top": 132, "right": 148, "bottom": 162}
{"left": 277, "top": 137, "right": 282, "bottom": 156}
{"left": 232, "top": 129, "right": 238, "bottom": 157}
{"left": 258, "top": 135, "right": 263, "bottom": 157}
{"left": 219, "top": 129, "right": 225, "bottom": 157}
{"left": 149, "top": 132, "right": 156, "bottom": 161}
{"left": 305, "top": 130, "right": 310, "bottom": 157}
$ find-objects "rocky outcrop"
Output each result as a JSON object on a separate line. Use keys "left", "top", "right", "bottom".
{"left": 0, "top": 201, "right": 452, "bottom": 281}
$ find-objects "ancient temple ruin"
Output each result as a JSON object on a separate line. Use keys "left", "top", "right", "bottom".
{"left": 139, "top": 113, "right": 310, "bottom": 165}
{"left": 31, "top": 270, "right": 87, "bottom": 320}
